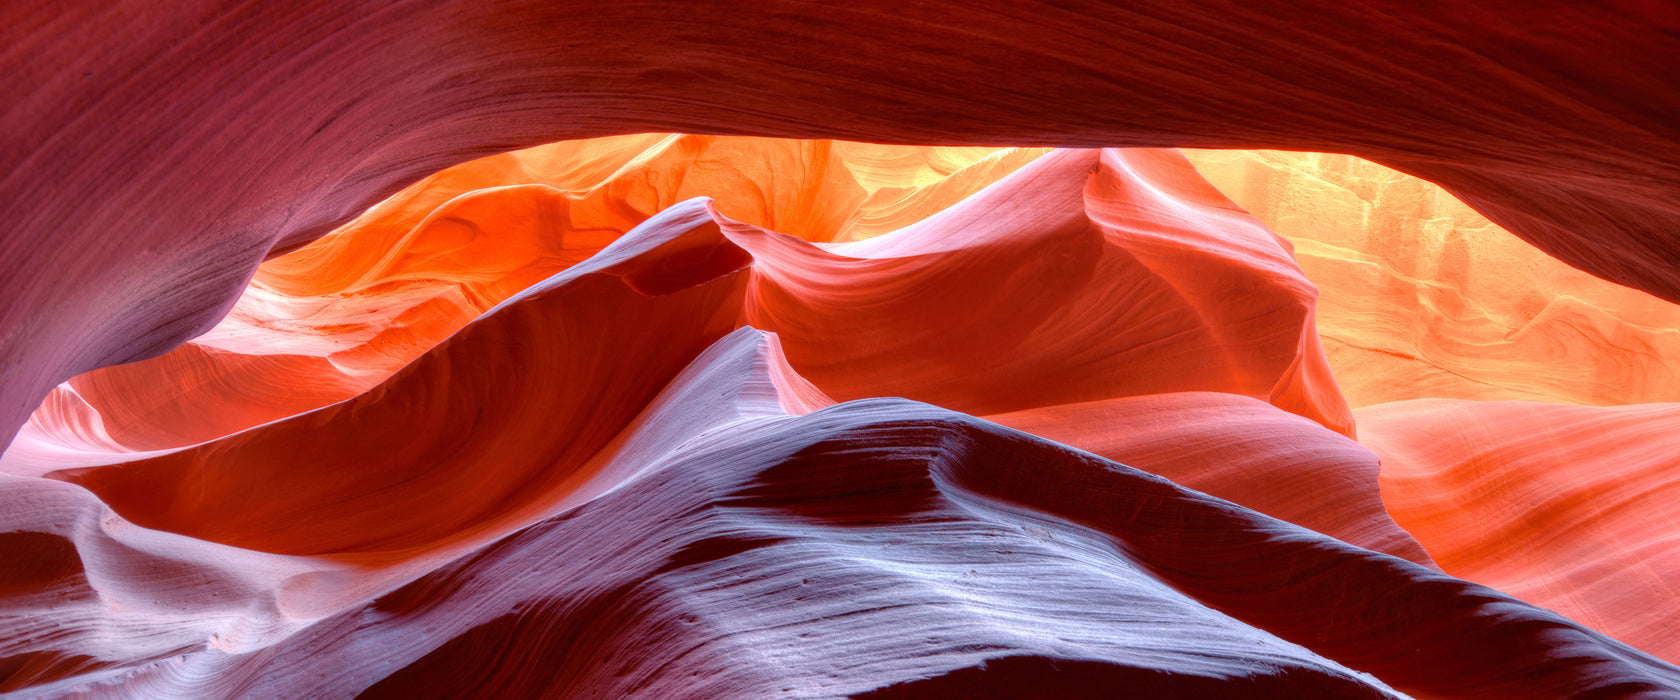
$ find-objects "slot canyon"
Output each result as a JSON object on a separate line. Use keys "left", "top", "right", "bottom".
{"left": 3, "top": 2, "right": 1679, "bottom": 698}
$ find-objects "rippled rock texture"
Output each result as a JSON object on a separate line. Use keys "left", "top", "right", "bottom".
{"left": 5, "top": 0, "right": 1680, "bottom": 454}
{"left": 1184, "top": 150, "right": 1680, "bottom": 408}
{"left": 6, "top": 2, "right": 1680, "bottom": 697}
{"left": 5, "top": 133, "right": 1679, "bottom": 698}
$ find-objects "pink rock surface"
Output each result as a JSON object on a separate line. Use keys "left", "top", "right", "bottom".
{"left": 3, "top": 146, "right": 1677, "bottom": 695}
{"left": 5, "top": 1, "right": 1680, "bottom": 451}
{"left": 6, "top": 135, "right": 1040, "bottom": 456}
{"left": 6, "top": 146, "right": 1348, "bottom": 469}
{"left": 1359, "top": 399, "right": 1680, "bottom": 666}
{"left": 27, "top": 149, "right": 1352, "bottom": 555}
{"left": 987, "top": 392, "right": 1433, "bottom": 567}
{"left": 4, "top": 3, "right": 1680, "bottom": 693}
{"left": 730, "top": 148, "right": 1352, "bottom": 434}
{"left": 9, "top": 323, "right": 1678, "bottom": 697}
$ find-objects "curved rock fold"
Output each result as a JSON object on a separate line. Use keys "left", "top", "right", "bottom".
{"left": 4, "top": 28, "right": 1680, "bottom": 690}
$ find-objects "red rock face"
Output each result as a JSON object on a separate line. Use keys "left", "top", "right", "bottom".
{"left": 5, "top": 135, "right": 1678, "bottom": 697}
{"left": 5, "top": 1, "right": 1680, "bottom": 451}
{"left": 1361, "top": 400, "right": 1680, "bottom": 666}
{"left": 7, "top": 136, "right": 1041, "bottom": 456}
{"left": 4, "top": 3, "right": 1680, "bottom": 697}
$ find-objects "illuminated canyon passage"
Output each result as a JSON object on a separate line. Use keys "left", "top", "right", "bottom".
{"left": 4, "top": 3, "right": 1680, "bottom": 698}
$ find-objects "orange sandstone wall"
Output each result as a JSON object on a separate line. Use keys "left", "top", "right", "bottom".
{"left": 5, "top": 1, "right": 1680, "bottom": 450}
{"left": 1359, "top": 399, "right": 1680, "bottom": 665}
{"left": 1185, "top": 149, "right": 1680, "bottom": 408}
{"left": 5, "top": 137, "right": 1677, "bottom": 697}
{"left": 5, "top": 1, "right": 1680, "bottom": 695}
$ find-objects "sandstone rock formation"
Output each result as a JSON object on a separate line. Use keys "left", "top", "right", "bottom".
{"left": 7, "top": 135, "right": 1043, "bottom": 456}
{"left": 1360, "top": 399, "right": 1680, "bottom": 666}
{"left": 1185, "top": 149, "right": 1680, "bottom": 408}
{"left": 7, "top": 138, "right": 1679, "bottom": 697}
{"left": 5, "top": 1, "right": 1679, "bottom": 452}
{"left": 5, "top": 2, "right": 1680, "bottom": 697}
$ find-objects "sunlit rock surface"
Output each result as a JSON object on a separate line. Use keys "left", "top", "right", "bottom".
{"left": 8, "top": 136, "right": 1044, "bottom": 455}
{"left": 10, "top": 146, "right": 1353, "bottom": 549}
{"left": 1182, "top": 149, "right": 1680, "bottom": 670}
{"left": 5, "top": 135, "right": 1679, "bottom": 697}
{"left": 5, "top": 1, "right": 1680, "bottom": 453}
{"left": 1185, "top": 149, "right": 1680, "bottom": 408}
{"left": 5, "top": 2, "right": 1680, "bottom": 695}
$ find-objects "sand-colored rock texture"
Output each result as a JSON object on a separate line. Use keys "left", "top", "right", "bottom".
{"left": 5, "top": 2, "right": 1680, "bottom": 697}
{"left": 1185, "top": 150, "right": 1680, "bottom": 408}
{"left": 6, "top": 1, "right": 1680, "bottom": 453}
{"left": 6, "top": 136, "right": 1679, "bottom": 697}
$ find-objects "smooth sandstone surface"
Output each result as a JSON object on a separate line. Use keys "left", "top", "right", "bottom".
{"left": 5, "top": 2, "right": 1680, "bottom": 695}
{"left": 987, "top": 392, "right": 1434, "bottom": 567}
{"left": 8, "top": 315, "right": 1679, "bottom": 696}
{"left": 1359, "top": 399, "right": 1680, "bottom": 667}
{"left": 4, "top": 1, "right": 1680, "bottom": 452}
{"left": 1185, "top": 149, "right": 1680, "bottom": 408}
{"left": 6, "top": 145, "right": 1348, "bottom": 472}
{"left": 1181, "top": 152, "right": 1680, "bottom": 668}
{"left": 7, "top": 135, "right": 1043, "bottom": 456}
{"left": 3, "top": 140, "right": 1674, "bottom": 695}
{"left": 15, "top": 148, "right": 1354, "bottom": 553}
